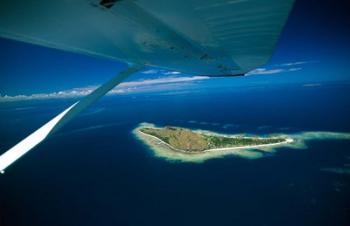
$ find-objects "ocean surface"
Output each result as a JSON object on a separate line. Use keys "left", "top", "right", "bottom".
{"left": 1, "top": 80, "right": 350, "bottom": 226}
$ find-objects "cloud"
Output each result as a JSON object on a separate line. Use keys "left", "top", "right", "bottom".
{"left": 246, "top": 60, "right": 314, "bottom": 76}
{"left": 0, "top": 76, "right": 209, "bottom": 102}
{"left": 164, "top": 71, "right": 181, "bottom": 75}
{"left": 118, "top": 76, "right": 206, "bottom": 87}
{"left": 247, "top": 67, "right": 302, "bottom": 75}
{"left": 0, "top": 60, "right": 314, "bottom": 102}
{"left": 141, "top": 69, "right": 182, "bottom": 76}
{"left": 279, "top": 61, "right": 311, "bottom": 67}
{"left": 246, "top": 68, "right": 284, "bottom": 75}
{"left": 141, "top": 69, "right": 159, "bottom": 74}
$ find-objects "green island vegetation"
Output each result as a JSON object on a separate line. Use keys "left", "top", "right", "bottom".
{"left": 139, "top": 126, "right": 287, "bottom": 152}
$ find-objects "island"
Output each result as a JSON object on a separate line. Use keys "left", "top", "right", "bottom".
{"left": 139, "top": 126, "right": 290, "bottom": 152}
{"left": 134, "top": 123, "right": 295, "bottom": 162}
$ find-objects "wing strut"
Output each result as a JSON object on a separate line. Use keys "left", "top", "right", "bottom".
{"left": 0, "top": 64, "right": 143, "bottom": 173}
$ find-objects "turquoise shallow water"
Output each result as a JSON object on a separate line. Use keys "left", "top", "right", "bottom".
{"left": 1, "top": 81, "right": 350, "bottom": 226}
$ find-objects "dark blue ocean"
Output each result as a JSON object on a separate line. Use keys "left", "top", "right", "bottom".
{"left": 1, "top": 80, "right": 350, "bottom": 226}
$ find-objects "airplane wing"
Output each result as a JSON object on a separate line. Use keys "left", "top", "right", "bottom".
{"left": 0, "top": 0, "right": 295, "bottom": 173}
{"left": 0, "top": 0, "right": 294, "bottom": 76}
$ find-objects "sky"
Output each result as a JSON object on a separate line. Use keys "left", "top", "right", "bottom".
{"left": 0, "top": 0, "right": 349, "bottom": 97}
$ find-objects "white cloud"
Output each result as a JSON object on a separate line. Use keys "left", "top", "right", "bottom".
{"left": 0, "top": 60, "right": 313, "bottom": 102}
{"left": 288, "top": 67, "right": 302, "bottom": 72}
{"left": 246, "top": 60, "right": 312, "bottom": 76}
{"left": 142, "top": 68, "right": 183, "bottom": 76}
{"left": 141, "top": 69, "right": 159, "bottom": 74}
{"left": 279, "top": 61, "right": 309, "bottom": 67}
{"left": 164, "top": 71, "right": 181, "bottom": 75}
{"left": 246, "top": 67, "right": 301, "bottom": 75}
{"left": 119, "top": 76, "right": 206, "bottom": 87}
{"left": 0, "top": 76, "right": 209, "bottom": 102}
{"left": 246, "top": 68, "right": 285, "bottom": 75}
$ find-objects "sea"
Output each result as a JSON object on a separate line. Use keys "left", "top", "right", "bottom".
{"left": 1, "top": 79, "right": 350, "bottom": 226}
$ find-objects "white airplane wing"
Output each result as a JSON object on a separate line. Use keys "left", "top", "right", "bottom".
{"left": 0, "top": 0, "right": 294, "bottom": 76}
{"left": 0, "top": 0, "right": 295, "bottom": 172}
